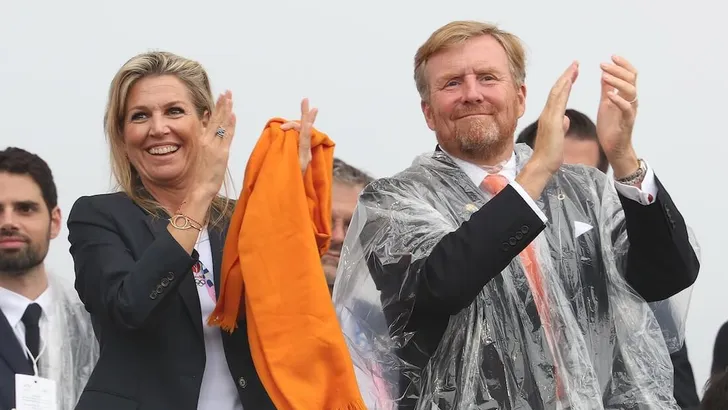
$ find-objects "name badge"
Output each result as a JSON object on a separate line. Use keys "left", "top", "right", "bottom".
{"left": 15, "top": 374, "right": 57, "bottom": 410}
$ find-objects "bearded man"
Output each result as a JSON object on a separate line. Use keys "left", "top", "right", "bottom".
{"left": 0, "top": 147, "right": 98, "bottom": 410}
{"left": 332, "top": 21, "right": 699, "bottom": 410}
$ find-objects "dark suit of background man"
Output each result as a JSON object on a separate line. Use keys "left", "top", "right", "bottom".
{"left": 0, "top": 147, "right": 98, "bottom": 410}
{"left": 517, "top": 109, "right": 701, "bottom": 410}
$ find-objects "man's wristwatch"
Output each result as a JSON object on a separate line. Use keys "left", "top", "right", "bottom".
{"left": 615, "top": 158, "right": 647, "bottom": 186}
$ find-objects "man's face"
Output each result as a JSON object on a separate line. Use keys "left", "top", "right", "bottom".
{"left": 563, "top": 136, "right": 601, "bottom": 169}
{"left": 322, "top": 181, "right": 362, "bottom": 290}
{"left": 0, "top": 172, "right": 60, "bottom": 276}
{"left": 422, "top": 35, "right": 526, "bottom": 163}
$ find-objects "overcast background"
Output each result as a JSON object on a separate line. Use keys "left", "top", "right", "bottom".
{"left": 1, "top": 0, "right": 725, "bottom": 396}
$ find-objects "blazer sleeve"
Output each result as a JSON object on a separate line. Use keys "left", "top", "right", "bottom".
{"left": 414, "top": 185, "right": 545, "bottom": 316}
{"left": 67, "top": 195, "right": 198, "bottom": 331}
{"left": 359, "top": 181, "right": 546, "bottom": 399}
{"left": 365, "top": 184, "right": 545, "bottom": 334}
{"left": 618, "top": 175, "right": 700, "bottom": 302}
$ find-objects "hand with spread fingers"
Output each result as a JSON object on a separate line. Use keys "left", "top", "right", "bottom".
{"left": 596, "top": 55, "right": 641, "bottom": 178}
{"left": 281, "top": 98, "right": 319, "bottom": 174}
{"left": 195, "top": 90, "right": 237, "bottom": 199}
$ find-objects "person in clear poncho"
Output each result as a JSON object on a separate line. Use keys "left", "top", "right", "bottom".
{"left": 2, "top": 273, "right": 98, "bottom": 410}
{"left": 40, "top": 273, "right": 99, "bottom": 410}
{"left": 0, "top": 147, "right": 98, "bottom": 410}
{"left": 333, "top": 21, "right": 700, "bottom": 410}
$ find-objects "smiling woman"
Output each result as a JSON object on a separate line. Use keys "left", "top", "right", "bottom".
{"left": 103, "top": 52, "right": 233, "bottom": 228}
{"left": 64, "top": 51, "right": 316, "bottom": 410}
{"left": 124, "top": 76, "right": 203, "bottom": 188}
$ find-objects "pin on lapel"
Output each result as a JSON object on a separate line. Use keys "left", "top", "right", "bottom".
{"left": 465, "top": 203, "right": 478, "bottom": 213}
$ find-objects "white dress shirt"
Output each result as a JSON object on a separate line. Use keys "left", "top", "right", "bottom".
{"left": 0, "top": 285, "right": 57, "bottom": 376}
{"left": 443, "top": 150, "right": 659, "bottom": 220}
{"left": 195, "top": 228, "right": 244, "bottom": 410}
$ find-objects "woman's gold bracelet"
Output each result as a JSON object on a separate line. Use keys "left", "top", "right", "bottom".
{"left": 169, "top": 214, "right": 203, "bottom": 231}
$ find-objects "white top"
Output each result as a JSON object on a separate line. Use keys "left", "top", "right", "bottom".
{"left": 0, "top": 285, "right": 58, "bottom": 377}
{"left": 195, "top": 228, "right": 244, "bottom": 410}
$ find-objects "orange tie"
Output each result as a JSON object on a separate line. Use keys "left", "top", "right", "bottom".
{"left": 481, "top": 174, "right": 564, "bottom": 401}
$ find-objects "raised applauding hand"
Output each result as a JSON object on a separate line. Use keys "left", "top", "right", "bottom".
{"left": 596, "top": 55, "right": 641, "bottom": 178}
{"left": 531, "top": 61, "right": 580, "bottom": 174}
{"left": 281, "top": 98, "right": 319, "bottom": 174}
{"left": 527, "top": 56, "right": 642, "bottom": 180}
{"left": 194, "top": 91, "right": 237, "bottom": 200}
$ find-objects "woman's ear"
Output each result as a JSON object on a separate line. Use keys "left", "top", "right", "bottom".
{"left": 201, "top": 110, "right": 211, "bottom": 128}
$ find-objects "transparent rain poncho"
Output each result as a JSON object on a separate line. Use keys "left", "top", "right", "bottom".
{"left": 333, "top": 144, "right": 697, "bottom": 410}
{"left": 44, "top": 273, "right": 99, "bottom": 409}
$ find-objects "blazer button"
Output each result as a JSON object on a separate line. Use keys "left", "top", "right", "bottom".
{"left": 501, "top": 243, "right": 509, "bottom": 251}
{"left": 515, "top": 232, "right": 523, "bottom": 240}
{"left": 238, "top": 376, "right": 247, "bottom": 388}
{"left": 521, "top": 225, "right": 529, "bottom": 234}
{"left": 161, "top": 278, "right": 170, "bottom": 287}
{"left": 156, "top": 285, "right": 164, "bottom": 293}
{"left": 149, "top": 291, "right": 158, "bottom": 300}
{"left": 508, "top": 237, "right": 517, "bottom": 246}
{"left": 167, "top": 272, "right": 175, "bottom": 281}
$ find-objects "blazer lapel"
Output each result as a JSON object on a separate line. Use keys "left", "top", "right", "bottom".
{"left": 143, "top": 213, "right": 204, "bottom": 339}
{"left": 0, "top": 310, "right": 32, "bottom": 375}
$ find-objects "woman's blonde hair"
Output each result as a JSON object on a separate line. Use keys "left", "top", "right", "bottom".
{"left": 104, "top": 51, "right": 233, "bottom": 227}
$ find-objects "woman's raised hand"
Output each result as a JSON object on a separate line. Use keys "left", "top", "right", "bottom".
{"left": 195, "top": 91, "right": 236, "bottom": 199}
{"left": 281, "top": 98, "right": 318, "bottom": 174}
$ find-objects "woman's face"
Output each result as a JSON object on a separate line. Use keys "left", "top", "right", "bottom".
{"left": 122, "top": 75, "right": 208, "bottom": 190}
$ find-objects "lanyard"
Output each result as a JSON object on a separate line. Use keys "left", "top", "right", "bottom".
{"left": 21, "top": 336, "right": 47, "bottom": 377}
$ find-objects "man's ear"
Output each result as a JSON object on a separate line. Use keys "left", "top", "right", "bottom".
{"left": 49, "top": 206, "right": 61, "bottom": 240}
{"left": 422, "top": 100, "right": 436, "bottom": 131}
{"left": 517, "top": 83, "right": 527, "bottom": 119}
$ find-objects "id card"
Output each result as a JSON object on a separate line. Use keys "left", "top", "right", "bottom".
{"left": 15, "top": 374, "right": 57, "bottom": 410}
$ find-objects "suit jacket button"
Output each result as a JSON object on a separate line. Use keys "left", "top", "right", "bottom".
{"left": 238, "top": 376, "right": 247, "bottom": 388}
{"left": 149, "top": 291, "right": 157, "bottom": 300}
{"left": 156, "top": 285, "right": 164, "bottom": 293}
{"left": 521, "top": 225, "right": 529, "bottom": 234}
{"left": 515, "top": 232, "right": 523, "bottom": 240}
{"left": 508, "top": 237, "right": 517, "bottom": 246}
{"left": 501, "top": 243, "right": 509, "bottom": 251}
{"left": 161, "top": 278, "right": 170, "bottom": 287}
{"left": 167, "top": 272, "right": 175, "bottom": 280}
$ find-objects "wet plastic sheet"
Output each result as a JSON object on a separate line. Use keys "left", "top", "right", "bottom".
{"left": 333, "top": 144, "right": 697, "bottom": 409}
{"left": 45, "top": 274, "right": 99, "bottom": 409}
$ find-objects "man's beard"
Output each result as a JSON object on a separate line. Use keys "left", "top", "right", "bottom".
{"left": 454, "top": 116, "right": 512, "bottom": 161}
{"left": 0, "top": 233, "right": 47, "bottom": 277}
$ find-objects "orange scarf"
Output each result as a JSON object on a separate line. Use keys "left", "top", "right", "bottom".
{"left": 209, "top": 118, "right": 366, "bottom": 410}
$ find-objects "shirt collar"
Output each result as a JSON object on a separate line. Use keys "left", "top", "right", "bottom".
{"left": 440, "top": 147, "right": 518, "bottom": 187}
{"left": 0, "top": 286, "right": 53, "bottom": 328}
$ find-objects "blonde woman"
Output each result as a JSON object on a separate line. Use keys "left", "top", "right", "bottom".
{"left": 67, "top": 51, "right": 316, "bottom": 410}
